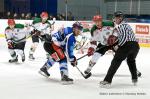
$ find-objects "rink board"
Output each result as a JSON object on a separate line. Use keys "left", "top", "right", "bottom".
{"left": 0, "top": 19, "right": 150, "bottom": 47}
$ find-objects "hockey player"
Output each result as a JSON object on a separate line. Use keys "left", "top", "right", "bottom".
{"left": 84, "top": 15, "right": 142, "bottom": 78}
{"left": 100, "top": 11, "right": 140, "bottom": 88}
{"left": 39, "top": 22, "right": 83, "bottom": 84}
{"left": 29, "top": 12, "right": 54, "bottom": 60}
{"left": 5, "top": 19, "right": 31, "bottom": 63}
{"left": 84, "top": 15, "right": 115, "bottom": 76}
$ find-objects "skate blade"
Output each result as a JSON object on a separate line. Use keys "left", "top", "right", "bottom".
{"left": 38, "top": 71, "right": 49, "bottom": 78}
{"left": 133, "top": 83, "right": 137, "bottom": 86}
{"left": 28, "top": 58, "right": 35, "bottom": 61}
{"left": 9, "top": 61, "right": 18, "bottom": 63}
{"left": 99, "top": 84, "right": 111, "bottom": 89}
{"left": 61, "top": 81, "right": 73, "bottom": 85}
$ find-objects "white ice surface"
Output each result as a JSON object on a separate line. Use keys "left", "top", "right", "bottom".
{"left": 0, "top": 38, "right": 150, "bottom": 99}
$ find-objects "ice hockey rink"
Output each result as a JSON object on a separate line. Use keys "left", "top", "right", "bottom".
{"left": 0, "top": 37, "right": 150, "bottom": 99}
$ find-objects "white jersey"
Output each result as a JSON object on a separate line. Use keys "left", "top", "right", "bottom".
{"left": 5, "top": 24, "right": 31, "bottom": 43}
{"left": 91, "top": 26, "right": 114, "bottom": 46}
{"left": 32, "top": 18, "right": 52, "bottom": 35}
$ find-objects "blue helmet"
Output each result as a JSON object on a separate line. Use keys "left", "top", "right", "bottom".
{"left": 72, "top": 21, "right": 83, "bottom": 30}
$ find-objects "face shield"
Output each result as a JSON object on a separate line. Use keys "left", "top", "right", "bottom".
{"left": 94, "top": 20, "right": 102, "bottom": 28}
{"left": 42, "top": 17, "right": 48, "bottom": 23}
{"left": 113, "top": 16, "right": 123, "bottom": 25}
{"left": 9, "top": 25, "right": 15, "bottom": 29}
{"left": 74, "top": 27, "right": 82, "bottom": 36}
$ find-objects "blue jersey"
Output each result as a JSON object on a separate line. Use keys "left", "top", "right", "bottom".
{"left": 52, "top": 27, "right": 76, "bottom": 61}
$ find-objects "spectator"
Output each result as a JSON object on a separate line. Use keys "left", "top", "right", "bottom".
{"left": 32, "top": 13, "right": 38, "bottom": 19}
{"left": 83, "top": 17, "right": 87, "bottom": 20}
{"left": 6, "top": 11, "right": 12, "bottom": 19}
{"left": 0, "top": 13, "right": 4, "bottom": 19}
{"left": 49, "top": 15, "right": 54, "bottom": 20}
{"left": 13, "top": 13, "right": 19, "bottom": 19}
{"left": 20, "top": 13, "right": 25, "bottom": 19}
{"left": 25, "top": 13, "right": 31, "bottom": 20}
{"left": 56, "top": 13, "right": 65, "bottom": 20}
{"left": 67, "top": 11, "right": 74, "bottom": 21}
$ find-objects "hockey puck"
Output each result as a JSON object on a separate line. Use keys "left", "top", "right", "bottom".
{"left": 137, "top": 72, "right": 142, "bottom": 77}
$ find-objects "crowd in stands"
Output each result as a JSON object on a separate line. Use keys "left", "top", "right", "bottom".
{"left": 0, "top": 11, "right": 75, "bottom": 21}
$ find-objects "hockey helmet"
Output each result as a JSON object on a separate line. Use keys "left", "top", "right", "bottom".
{"left": 93, "top": 15, "right": 102, "bottom": 21}
{"left": 8, "top": 19, "right": 15, "bottom": 25}
{"left": 114, "top": 11, "right": 124, "bottom": 18}
{"left": 72, "top": 21, "right": 83, "bottom": 30}
{"left": 40, "top": 12, "right": 48, "bottom": 18}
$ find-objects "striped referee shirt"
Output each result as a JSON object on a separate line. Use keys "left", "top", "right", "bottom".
{"left": 115, "top": 21, "right": 137, "bottom": 46}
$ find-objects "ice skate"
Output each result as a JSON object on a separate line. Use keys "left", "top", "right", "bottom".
{"left": 61, "top": 71, "right": 73, "bottom": 85}
{"left": 99, "top": 81, "right": 111, "bottom": 88}
{"left": 61, "top": 75, "right": 73, "bottom": 85}
{"left": 9, "top": 55, "right": 18, "bottom": 63}
{"left": 29, "top": 54, "right": 35, "bottom": 60}
{"left": 22, "top": 54, "right": 25, "bottom": 62}
{"left": 39, "top": 67, "right": 50, "bottom": 78}
{"left": 84, "top": 61, "right": 95, "bottom": 75}
{"left": 84, "top": 66, "right": 92, "bottom": 75}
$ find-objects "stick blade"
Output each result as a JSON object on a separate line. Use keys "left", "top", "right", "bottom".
{"left": 84, "top": 72, "right": 92, "bottom": 79}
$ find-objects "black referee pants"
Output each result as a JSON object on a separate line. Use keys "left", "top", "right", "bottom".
{"left": 104, "top": 41, "right": 140, "bottom": 83}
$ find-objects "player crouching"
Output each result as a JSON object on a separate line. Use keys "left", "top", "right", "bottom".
{"left": 39, "top": 22, "right": 83, "bottom": 85}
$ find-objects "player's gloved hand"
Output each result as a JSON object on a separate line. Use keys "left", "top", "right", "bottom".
{"left": 87, "top": 47, "right": 95, "bottom": 56}
{"left": 107, "top": 35, "right": 117, "bottom": 46}
{"left": 31, "top": 29, "right": 41, "bottom": 36}
{"left": 70, "top": 56, "right": 77, "bottom": 67}
{"left": 7, "top": 40, "right": 14, "bottom": 49}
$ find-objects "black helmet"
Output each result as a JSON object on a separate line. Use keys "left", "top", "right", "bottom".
{"left": 114, "top": 11, "right": 124, "bottom": 18}
{"left": 72, "top": 21, "right": 83, "bottom": 30}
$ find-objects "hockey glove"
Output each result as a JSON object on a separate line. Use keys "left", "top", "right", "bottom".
{"left": 7, "top": 40, "right": 14, "bottom": 49}
{"left": 87, "top": 47, "right": 95, "bottom": 56}
{"left": 70, "top": 56, "right": 78, "bottom": 67}
{"left": 31, "top": 29, "right": 41, "bottom": 36}
{"left": 107, "top": 35, "right": 117, "bottom": 46}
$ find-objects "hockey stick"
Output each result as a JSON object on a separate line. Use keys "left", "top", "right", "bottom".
{"left": 77, "top": 54, "right": 88, "bottom": 61}
{"left": 75, "top": 66, "right": 91, "bottom": 79}
{"left": 76, "top": 45, "right": 106, "bottom": 61}
{"left": 75, "top": 54, "right": 94, "bottom": 79}
{"left": 75, "top": 46, "right": 106, "bottom": 79}
{"left": 12, "top": 31, "right": 38, "bottom": 43}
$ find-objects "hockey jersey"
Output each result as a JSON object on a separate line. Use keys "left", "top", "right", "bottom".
{"left": 5, "top": 24, "right": 31, "bottom": 43}
{"left": 90, "top": 21, "right": 115, "bottom": 48}
{"left": 52, "top": 27, "right": 76, "bottom": 61}
{"left": 32, "top": 17, "right": 51, "bottom": 35}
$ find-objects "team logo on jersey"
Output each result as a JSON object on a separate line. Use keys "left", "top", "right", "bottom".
{"left": 17, "top": 29, "right": 19, "bottom": 32}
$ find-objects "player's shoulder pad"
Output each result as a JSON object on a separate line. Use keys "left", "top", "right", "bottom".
{"left": 45, "top": 20, "right": 51, "bottom": 25}
{"left": 32, "top": 17, "right": 42, "bottom": 24}
{"left": 64, "top": 27, "right": 73, "bottom": 36}
{"left": 90, "top": 25, "right": 97, "bottom": 36}
{"left": 15, "top": 24, "right": 24, "bottom": 29}
{"left": 102, "top": 21, "right": 114, "bottom": 27}
{"left": 83, "top": 28, "right": 90, "bottom": 32}
{"left": 5, "top": 26, "right": 10, "bottom": 31}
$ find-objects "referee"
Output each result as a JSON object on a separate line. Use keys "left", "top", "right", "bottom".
{"left": 100, "top": 11, "right": 140, "bottom": 87}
